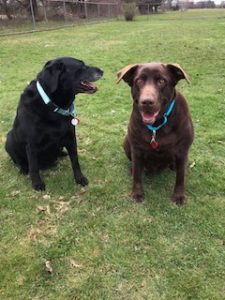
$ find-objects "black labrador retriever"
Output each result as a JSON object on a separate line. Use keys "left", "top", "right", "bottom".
{"left": 5, "top": 57, "right": 103, "bottom": 191}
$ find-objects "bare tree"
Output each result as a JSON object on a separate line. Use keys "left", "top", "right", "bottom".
{"left": 0, "top": 0, "right": 13, "bottom": 20}
{"left": 15, "top": 0, "right": 39, "bottom": 19}
{"left": 138, "top": 0, "right": 164, "bottom": 13}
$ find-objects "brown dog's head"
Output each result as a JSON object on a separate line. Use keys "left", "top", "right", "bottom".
{"left": 117, "top": 63, "right": 189, "bottom": 124}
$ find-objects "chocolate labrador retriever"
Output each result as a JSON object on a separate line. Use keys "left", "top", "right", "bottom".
{"left": 117, "top": 63, "right": 194, "bottom": 205}
{"left": 5, "top": 57, "right": 103, "bottom": 191}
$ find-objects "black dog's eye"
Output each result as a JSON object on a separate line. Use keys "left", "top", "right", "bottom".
{"left": 157, "top": 78, "right": 166, "bottom": 86}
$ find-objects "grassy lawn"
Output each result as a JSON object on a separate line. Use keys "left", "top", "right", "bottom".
{"left": 0, "top": 10, "right": 225, "bottom": 299}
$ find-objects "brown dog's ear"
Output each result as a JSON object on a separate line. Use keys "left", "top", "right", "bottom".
{"left": 166, "top": 63, "right": 190, "bottom": 84}
{"left": 117, "top": 64, "right": 139, "bottom": 86}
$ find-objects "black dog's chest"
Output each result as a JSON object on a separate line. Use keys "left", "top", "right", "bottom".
{"left": 35, "top": 117, "right": 73, "bottom": 148}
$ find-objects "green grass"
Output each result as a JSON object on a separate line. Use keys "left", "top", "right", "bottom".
{"left": 1, "top": 10, "right": 225, "bottom": 299}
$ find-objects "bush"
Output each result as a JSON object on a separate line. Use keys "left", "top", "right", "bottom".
{"left": 122, "top": 2, "right": 137, "bottom": 21}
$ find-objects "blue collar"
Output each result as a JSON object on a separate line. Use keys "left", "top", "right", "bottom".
{"left": 36, "top": 81, "right": 75, "bottom": 117}
{"left": 146, "top": 99, "right": 176, "bottom": 133}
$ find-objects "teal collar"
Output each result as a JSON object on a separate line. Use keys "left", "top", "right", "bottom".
{"left": 146, "top": 99, "right": 176, "bottom": 149}
{"left": 36, "top": 81, "right": 75, "bottom": 117}
{"left": 146, "top": 99, "right": 176, "bottom": 133}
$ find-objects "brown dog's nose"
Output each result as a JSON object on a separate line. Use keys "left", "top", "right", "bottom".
{"left": 141, "top": 98, "right": 155, "bottom": 106}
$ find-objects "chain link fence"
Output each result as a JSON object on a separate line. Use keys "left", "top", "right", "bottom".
{"left": 0, "top": 1, "right": 120, "bottom": 35}
{"left": 1, "top": 1, "right": 225, "bottom": 36}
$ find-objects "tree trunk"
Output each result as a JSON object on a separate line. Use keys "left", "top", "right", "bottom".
{"left": 29, "top": 0, "right": 39, "bottom": 20}
{"left": 15, "top": 0, "right": 39, "bottom": 20}
{"left": 0, "top": 0, "right": 13, "bottom": 20}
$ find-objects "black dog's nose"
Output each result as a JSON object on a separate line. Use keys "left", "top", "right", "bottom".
{"left": 95, "top": 68, "right": 103, "bottom": 79}
{"left": 98, "top": 68, "right": 104, "bottom": 76}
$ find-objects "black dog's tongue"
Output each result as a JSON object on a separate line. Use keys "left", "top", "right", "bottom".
{"left": 81, "top": 81, "right": 97, "bottom": 93}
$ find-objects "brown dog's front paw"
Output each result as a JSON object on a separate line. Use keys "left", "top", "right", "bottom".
{"left": 132, "top": 191, "right": 144, "bottom": 203}
{"left": 172, "top": 193, "right": 186, "bottom": 205}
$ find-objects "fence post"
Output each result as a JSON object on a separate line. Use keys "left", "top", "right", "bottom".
{"left": 97, "top": 3, "right": 100, "bottom": 18}
{"left": 84, "top": 2, "right": 88, "bottom": 20}
{"left": 43, "top": 0, "right": 47, "bottom": 22}
{"left": 117, "top": 3, "right": 120, "bottom": 20}
{"left": 108, "top": 3, "right": 110, "bottom": 18}
{"left": 63, "top": 0, "right": 67, "bottom": 25}
{"left": 30, "top": 0, "right": 36, "bottom": 30}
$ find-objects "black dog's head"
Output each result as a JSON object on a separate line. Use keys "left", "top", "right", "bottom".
{"left": 37, "top": 57, "right": 103, "bottom": 106}
{"left": 117, "top": 63, "right": 189, "bottom": 124}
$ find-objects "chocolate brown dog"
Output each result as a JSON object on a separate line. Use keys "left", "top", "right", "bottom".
{"left": 117, "top": 63, "right": 194, "bottom": 205}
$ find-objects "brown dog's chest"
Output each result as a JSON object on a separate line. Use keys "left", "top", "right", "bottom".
{"left": 146, "top": 127, "right": 177, "bottom": 151}
{"left": 128, "top": 124, "right": 180, "bottom": 170}
{"left": 131, "top": 124, "right": 177, "bottom": 153}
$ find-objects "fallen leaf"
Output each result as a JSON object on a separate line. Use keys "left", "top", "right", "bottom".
{"left": 45, "top": 260, "right": 53, "bottom": 273}
{"left": 83, "top": 137, "right": 92, "bottom": 145}
{"left": 78, "top": 187, "right": 87, "bottom": 195}
{"left": 54, "top": 201, "right": 70, "bottom": 215}
{"left": 102, "top": 234, "right": 110, "bottom": 242}
{"left": 37, "top": 205, "right": 51, "bottom": 214}
{"left": 28, "top": 228, "right": 41, "bottom": 241}
{"left": 189, "top": 161, "right": 196, "bottom": 169}
{"left": 70, "top": 259, "right": 83, "bottom": 269}
{"left": 46, "top": 205, "right": 51, "bottom": 215}
{"left": 140, "top": 280, "right": 146, "bottom": 288}
{"left": 10, "top": 190, "right": 20, "bottom": 197}
{"left": 37, "top": 206, "right": 46, "bottom": 212}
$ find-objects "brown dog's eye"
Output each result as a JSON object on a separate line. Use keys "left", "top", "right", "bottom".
{"left": 136, "top": 78, "right": 145, "bottom": 87}
{"left": 157, "top": 78, "right": 166, "bottom": 86}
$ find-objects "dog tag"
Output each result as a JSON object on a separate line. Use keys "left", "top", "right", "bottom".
{"left": 150, "top": 130, "right": 158, "bottom": 149}
{"left": 150, "top": 140, "right": 158, "bottom": 149}
{"left": 71, "top": 117, "right": 80, "bottom": 126}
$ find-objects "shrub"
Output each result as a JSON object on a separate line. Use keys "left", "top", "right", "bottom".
{"left": 122, "top": 1, "right": 137, "bottom": 21}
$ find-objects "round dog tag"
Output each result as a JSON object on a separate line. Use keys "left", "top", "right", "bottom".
{"left": 150, "top": 140, "right": 158, "bottom": 149}
{"left": 71, "top": 117, "right": 80, "bottom": 126}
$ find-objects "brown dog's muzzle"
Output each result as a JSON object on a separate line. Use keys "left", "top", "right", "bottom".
{"left": 139, "top": 85, "right": 160, "bottom": 124}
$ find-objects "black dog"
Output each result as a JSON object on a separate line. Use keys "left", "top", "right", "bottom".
{"left": 5, "top": 57, "right": 103, "bottom": 191}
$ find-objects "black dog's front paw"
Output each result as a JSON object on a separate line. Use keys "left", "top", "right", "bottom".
{"left": 20, "top": 165, "right": 29, "bottom": 175}
{"left": 32, "top": 181, "right": 46, "bottom": 191}
{"left": 75, "top": 175, "right": 89, "bottom": 186}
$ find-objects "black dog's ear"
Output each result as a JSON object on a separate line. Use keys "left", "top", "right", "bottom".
{"left": 117, "top": 64, "right": 139, "bottom": 87}
{"left": 166, "top": 63, "right": 190, "bottom": 85}
{"left": 41, "top": 60, "right": 65, "bottom": 93}
{"left": 44, "top": 60, "right": 52, "bottom": 68}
